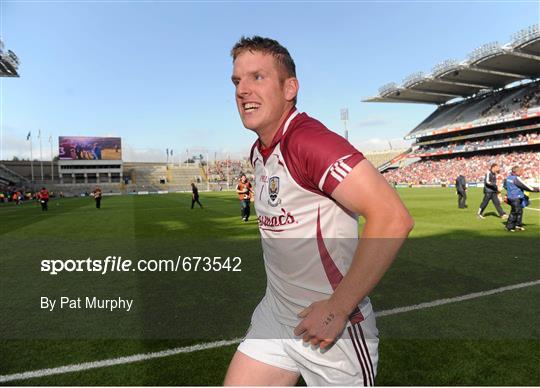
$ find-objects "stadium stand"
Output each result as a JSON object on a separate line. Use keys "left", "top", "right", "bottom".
{"left": 2, "top": 160, "right": 57, "bottom": 181}
{"left": 0, "top": 163, "right": 29, "bottom": 186}
{"left": 0, "top": 165, "right": 29, "bottom": 205}
{"left": 125, "top": 163, "right": 167, "bottom": 192}
{"left": 364, "top": 25, "right": 540, "bottom": 186}
{"left": 168, "top": 165, "right": 205, "bottom": 190}
{"left": 0, "top": 161, "right": 208, "bottom": 197}
{"left": 406, "top": 81, "right": 540, "bottom": 140}
{"left": 0, "top": 164, "right": 41, "bottom": 203}
{"left": 412, "top": 131, "right": 539, "bottom": 157}
{"left": 384, "top": 150, "right": 538, "bottom": 185}
{"left": 0, "top": 38, "right": 20, "bottom": 78}
{"left": 207, "top": 159, "right": 254, "bottom": 186}
{"left": 118, "top": 163, "right": 203, "bottom": 192}
{"left": 363, "top": 150, "right": 407, "bottom": 168}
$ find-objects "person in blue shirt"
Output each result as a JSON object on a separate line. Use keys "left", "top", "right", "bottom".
{"left": 504, "top": 166, "right": 539, "bottom": 232}
{"left": 92, "top": 143, "right": 102, "bottom": 160}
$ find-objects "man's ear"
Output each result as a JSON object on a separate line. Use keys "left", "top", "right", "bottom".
{"left": 284, "top": 77, "right": 299, "bottom": 102}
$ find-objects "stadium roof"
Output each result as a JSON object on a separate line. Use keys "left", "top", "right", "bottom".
{"left": 0, "top": 38, "right": 20, "bottom": 78}
{"left": 364, "top": 25, "right": 540, "bottom": 105}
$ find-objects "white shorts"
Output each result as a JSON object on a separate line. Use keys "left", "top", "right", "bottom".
{"left": 238, "top": 299, "right": 379, "bottom": 386}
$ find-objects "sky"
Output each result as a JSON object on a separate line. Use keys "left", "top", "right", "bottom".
{"left": 1, "top": 0, "right": 538, "bottom": 162}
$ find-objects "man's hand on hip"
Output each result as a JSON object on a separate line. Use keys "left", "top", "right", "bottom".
{"left": 293, "top": 299, "right": 349, "bottom": 349}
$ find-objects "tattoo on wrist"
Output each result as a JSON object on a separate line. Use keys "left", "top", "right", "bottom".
{"left": 323, "top": 313, "right": 335, "bottom": 326}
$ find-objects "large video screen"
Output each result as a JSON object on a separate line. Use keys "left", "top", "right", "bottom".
{"left": 59, "top": 136, "right": 122, "bottom": 160}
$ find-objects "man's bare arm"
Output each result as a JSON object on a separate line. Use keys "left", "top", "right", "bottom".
{"left": 294, "top": 160, "right": 413, "bottom": 348}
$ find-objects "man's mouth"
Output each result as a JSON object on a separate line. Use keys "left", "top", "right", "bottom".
{"left": 243, "top": 102, "right": 261, "bottom": 113}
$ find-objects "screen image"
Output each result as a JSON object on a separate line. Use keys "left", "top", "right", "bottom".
{"left": 58, "top": 136, "right": 122, "bottom": 160}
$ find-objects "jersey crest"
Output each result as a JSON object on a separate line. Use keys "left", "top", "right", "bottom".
{"left": 268, "top": 176, "right": 282, "bottom": 207}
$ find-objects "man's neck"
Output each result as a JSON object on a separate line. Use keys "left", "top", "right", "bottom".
{"left": 259, "top": 105, "right": 296, "bottom": 149}
{"left": 259, "top": 133, "right": 274, "bottom": 149}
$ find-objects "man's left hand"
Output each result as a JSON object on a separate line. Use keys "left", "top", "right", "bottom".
{"left": 293, "top": 300, "right": 349, "bottom": 349}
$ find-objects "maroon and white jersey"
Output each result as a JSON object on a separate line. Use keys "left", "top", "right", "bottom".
{"left": 251, "top": 108, "right": 372, "bottom": 327}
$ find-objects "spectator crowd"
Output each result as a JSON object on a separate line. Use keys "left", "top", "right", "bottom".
{"left": 414, "top": 131, "right": 539, "bottom": 156}
{"left": 383, "top": 150, "right": 539, "bottom": 185}
{"left": 207, "top": 159, "right": 254, "bottom": 183}
{"left": 412, "top": 81, "right": 540, "bottom": 136}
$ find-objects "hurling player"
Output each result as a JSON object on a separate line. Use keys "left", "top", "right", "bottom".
{"left": 225, "top": 36, "right": 413, "bottom": 386}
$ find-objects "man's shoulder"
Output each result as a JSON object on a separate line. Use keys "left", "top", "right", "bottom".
{"left": 283, "top": 112, "right": 342, "bottom": 149}
{"left": 288, "top": 112, "right": 327, "bottom": 134}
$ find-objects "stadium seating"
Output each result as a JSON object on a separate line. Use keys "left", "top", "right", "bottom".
{"left": 168, "top": 165, "right": 204, "bottom": 191}
{"left": 383, "top": 150, "right": 539, "bottom": 185}
{"left": 382, "top": 76, "right": 539, "bottom": 187}
{"left": 0, "top": 163, "right": 28, "bottom": 186}
{"left": 0, "top": 159, "right": 225, "bottom": 197}
{"left": 412, "top": 132, "right": 539, "bottom": 156}
{"left": 123, "top": 163, "right": 204, "bottom": 192}
{"left": 363, "top": 150, "right": 407, "bottom": 168}
{"left": 410, "top": 81, "right": 540, "bottom": 137}
{"left": 207, "top": 159, "right": 254, "bottom": 185}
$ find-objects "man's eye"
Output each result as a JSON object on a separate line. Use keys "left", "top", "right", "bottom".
{"left": 255, "top": 74, "right": 263, "bottom": 80}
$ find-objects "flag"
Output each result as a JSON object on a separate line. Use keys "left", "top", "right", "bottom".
{"left": 166, "top": 148, "right": 169, "bottom": 156}
{"left": 48, "top": 135, "right": 52, "bottom": 143}
{"left": 170, "top": 150, "right": 173, "bottom": 156}
{"left": 38, "top": 129, "right": 41, "bottom": 139}
{"left": 26, "top": 131, "right": 31, "bottom": 141}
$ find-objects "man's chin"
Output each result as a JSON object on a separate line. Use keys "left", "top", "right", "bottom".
{"left": 241, "top": 118, "right": 260, "bottom": 132}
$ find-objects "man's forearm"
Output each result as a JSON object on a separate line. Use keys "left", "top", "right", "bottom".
{"left": 327, "top": 160, "right": 414, "bottom": 319}
{"left": 329, "top": 219, "right": 411, "bottom": 317}
{"left": 516, "top": 177, "right": 538, "bottom": 192}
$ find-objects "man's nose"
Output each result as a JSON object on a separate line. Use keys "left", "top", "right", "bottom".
{"left": 236, "top": 80, "right": 251, "bottom": 97}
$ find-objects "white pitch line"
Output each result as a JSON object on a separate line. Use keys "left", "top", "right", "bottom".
{"left": 375, "top": 279, "right": 540, "bottom": 317}
{"left": 0, "top": 338, "right": 242, "bottom": 383}
{"left": 1, "top": 279, "right": 539, "bottom": 383}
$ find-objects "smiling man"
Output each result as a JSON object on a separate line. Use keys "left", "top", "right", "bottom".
{"left": 224, "top": 36, "right": 413, "bottom": 386}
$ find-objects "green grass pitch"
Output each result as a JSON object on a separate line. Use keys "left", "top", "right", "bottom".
{"left": 0, "top": 188, "right": 539, "bottom": 385}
